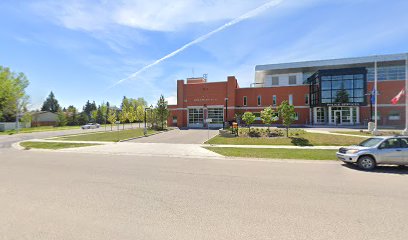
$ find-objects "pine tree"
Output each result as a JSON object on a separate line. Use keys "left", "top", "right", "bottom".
{"left": 41, "top": 91, "right": 60, "bottom": 113}
{"left": 156, "top": 95, "right": 169, "bottom": 130}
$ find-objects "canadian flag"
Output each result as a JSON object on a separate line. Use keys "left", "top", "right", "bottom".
{"left": 391, "top": 89, "right": 405, "bottom": 105}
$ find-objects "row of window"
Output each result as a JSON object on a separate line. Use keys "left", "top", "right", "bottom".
{"left": 270, "top": 75, "right": 298, "bottom": 86}
{"left": 243, "top": 94, "right": 309, "bottom": 106}
{"left": 252, "top": 112, "right": 300, "bottom": 120}
{"left": 367, "top": 65, "right": 406, "bottom": 81}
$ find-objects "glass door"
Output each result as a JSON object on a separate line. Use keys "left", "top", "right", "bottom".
{"left": 334, "top": 110, "right": 342, "bottom": 125}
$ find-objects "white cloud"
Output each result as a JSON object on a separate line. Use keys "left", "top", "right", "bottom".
{"left": 165, "top": 95, "right": 177, "bottom": 105}
{"left": 30, "top": 0, "right": 268, "bottom": 32}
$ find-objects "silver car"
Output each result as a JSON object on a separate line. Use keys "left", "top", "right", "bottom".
{"left": 336, "top": 136, "right": 408, "bottom": 170}
{"left": 81, "top": 123, "right": 100, "bottom": 129}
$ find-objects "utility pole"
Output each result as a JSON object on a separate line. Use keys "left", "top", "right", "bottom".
{"left": 15, "top": 99, "right": 19, "bottom": 133}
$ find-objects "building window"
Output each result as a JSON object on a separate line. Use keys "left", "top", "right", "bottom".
{"left": 305, "top": 94, "right": 309, "bottom": 105}
{"left": 388, "top": 111, "right": 400, "bottom": 120}
{"left": 243, "top": 96, "right": 247, "bottom": 106}
{"left": 257, "top": 96, "right": 262, "bottom": 106}
{"left": 207, "top": 108, "right": 224, "bottom": 124}
{"left": 367, "top": 65, "right": 406, "bottom": 81}
{"left": 272, "top": 112, "right": 279, "bottom": 121}
{"left": 272, "top": 76, "right": 279, "bottom": 85}
{"left": 308, "top": 68, "right": 366, "bottom": 107}
{"left": 293, "top": 112, "right": 299, "bottom": 120}
{"left": 172, "top": 116, "right": 177, "bottom": 124}
{"left": 254, "top": 112, "right": 261, "bottom": 120}
{"left": 188, "top": 108, "right": 203, "bottom": 124}
{"left": 289, "top": 75, "right": 297, "bottom": 85}
{"left": 272, "top": 95, "right": 277, "bottom": 106}
{"left": 316, "top": 107, "right": 325, "bottom": 123}
{"left": 288, "top": 94, "right": 293, "bottom": 105}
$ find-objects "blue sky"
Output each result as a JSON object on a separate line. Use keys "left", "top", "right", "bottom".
{"left": 1, "top": 0, "right": 408, "bottom": 110}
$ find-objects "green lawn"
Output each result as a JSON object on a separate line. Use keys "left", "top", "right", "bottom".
{"left": 0, "top": 125, "right": 82, "bottom": 135}
{"left": 332, "top": 130, "right": 401, "bottom": 136}
{"left": 206, "top": 132, "right": 363, "bottom": 146}
{"left": 205, "top": 147, "right": 337, "bottom": 160}
{"left": 56, "top": 128, "right": 157, "bottom": 142}
{"left": 20, "top": 141, "right": 98, "bottom": 150}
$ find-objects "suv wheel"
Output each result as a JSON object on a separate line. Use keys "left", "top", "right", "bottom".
{"left": 357, "top": 156, "right": 376, "bottom": 170}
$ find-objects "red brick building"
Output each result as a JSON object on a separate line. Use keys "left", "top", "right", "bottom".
{"left": 168, "top": 53, "right": 408, "bottom": 128}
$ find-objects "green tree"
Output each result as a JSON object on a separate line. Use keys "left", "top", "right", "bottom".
{"left": 91, "top": 110, "right": 98, "bottom": 123}
{"left": 278, "top": 100, "right": 296, "bottom": 137}
{"left": 20, "top": 112, "right": 32, "bottom": 127}
{"left": 41, "top": 91, "right": 60, "bottom": 113}
{"left": 335, "top": 89, "right": 349, "bottom": 103}
{"left": 83, "top": 100, "right": 97, "bottom": 117}
{"left": 107, "top": 109, "right": 117, "bottom": 131}
{"left": 66, "top": 105, "right": 78, "bottom": 126}
{"left": 127, "top": 105, "right": 137, "bottom": 128}
{"left": 56, "top": 109, "right": 67, "bottom": 127}
{"left": 0, "top": 66, "right": 30, "bottom": 121}
{"left": 136, "top": 105, "right": 144, "bottom": 128}
{"left": 118, "top": 105, "right": 128, "bottom": 130}
{"left": 100, "top": 102, "right": 108, "bottom": 130}
{"left": 77, "top": 112, "right": 89, "bottom": 125}
{"left": 156, "top": 95, "right": 169, "bottom": 130}
{"left": 242, "top": 112, "right": 256, "bottom": 131}
{"left": 260, "top": 106, "right": 277, "bottom": 131}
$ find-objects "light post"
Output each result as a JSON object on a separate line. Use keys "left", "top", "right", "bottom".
{"left": 224, "top": 97, "right": 229, "bottom": 129}
{"left": 144, "top": 106, "right": 150, "bottom": 136}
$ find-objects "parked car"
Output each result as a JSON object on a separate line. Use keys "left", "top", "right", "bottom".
{"left": 81, "top": 123, "right": 100, "bottom": 129}
{"left": 337, "top": 136, "right": 408, "bottom": 170}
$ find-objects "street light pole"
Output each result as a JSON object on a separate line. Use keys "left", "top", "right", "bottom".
{"left": 224, "top": 97, "right": 229, "bottom": 129}
{"left": 144, "top": 107, "right": 149, "bottom": 136}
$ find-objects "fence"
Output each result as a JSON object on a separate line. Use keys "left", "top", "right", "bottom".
{"left": 0, "top": 122, "right": 31, "bottom": 132}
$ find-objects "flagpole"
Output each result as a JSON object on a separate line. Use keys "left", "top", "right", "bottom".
{"left": 373, "top": 60, "right": 378, "bottom": 135}
{"left": 403, "top": 54, "right": 408, "bottom": 135}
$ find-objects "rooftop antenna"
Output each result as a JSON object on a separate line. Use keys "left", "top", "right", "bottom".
{"left": 203, "top": 73, "right": 208, "bottom": 80}
{"left": 192, "top": 68, "right": 195, "bottom": 77}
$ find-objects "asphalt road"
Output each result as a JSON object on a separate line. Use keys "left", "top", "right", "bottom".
{"left": 1, "top": 147, "right": 408, "bottom": 240}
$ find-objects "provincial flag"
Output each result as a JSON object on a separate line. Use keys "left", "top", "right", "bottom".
{"left": 391, "top": 88, "right": 405, "bottom": 105}
{"left": 370, "top": 88, "right": 376, "bottom": 104}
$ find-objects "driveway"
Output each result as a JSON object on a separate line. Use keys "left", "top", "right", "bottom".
{"left": 130, "top": 128, "right": 219, "bottom": 144}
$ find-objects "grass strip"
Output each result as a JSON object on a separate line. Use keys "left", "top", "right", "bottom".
{"left": 20, "top": 141, "right": 98, "bottom": 150}
{"left": 206, "top": 132, "right": 362, "bottom": 146}
{"left": 205, "top": 147, "right": 337, "bottom": 160}
{"left": 332, "top": 130, "right": 401, "bottom": 136}
{"left": 56, "top": 128, "right": 157, "bottom": 142}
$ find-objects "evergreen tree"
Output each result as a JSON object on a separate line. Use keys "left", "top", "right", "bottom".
{"left": 335, "top": 89, "right": 349, "bottom": 103}
{"left": 156, "top": 95, "right": 169, "bottom": 130}
{"left": 41, "top": 91, "right": 60, "bottom": 113}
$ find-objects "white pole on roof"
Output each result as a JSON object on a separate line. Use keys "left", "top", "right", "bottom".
{"left": 403, "top": 53, "right": 408, "bottom": 135}
{"left": 372, "top": 60, "right": 379, "bottom": 135}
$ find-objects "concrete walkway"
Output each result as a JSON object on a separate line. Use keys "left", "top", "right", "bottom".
{"left": 58, "top": 142, "right": 223, "bottom": 158}
{"left": 130, "top": 128, "right": 219, "bottom": 144}
{"left": 304, "top": 129, "right": 369, "bottom": 138}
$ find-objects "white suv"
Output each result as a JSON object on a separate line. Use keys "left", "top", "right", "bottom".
{"left": 337, "top": 136, "right": 408, "bottom": 170}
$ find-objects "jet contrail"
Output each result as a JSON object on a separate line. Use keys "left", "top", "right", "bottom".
{"left": 108, "top": 0, "right": 283, "bottom": 89}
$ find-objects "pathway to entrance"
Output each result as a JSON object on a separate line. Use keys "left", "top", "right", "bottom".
{"left": 130, "top": 128, "right": 219, "bottom": 144}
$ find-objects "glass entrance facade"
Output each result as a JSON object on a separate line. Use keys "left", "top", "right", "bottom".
{"left": 329, "top": 107, "right": 359, "bottom": 125}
